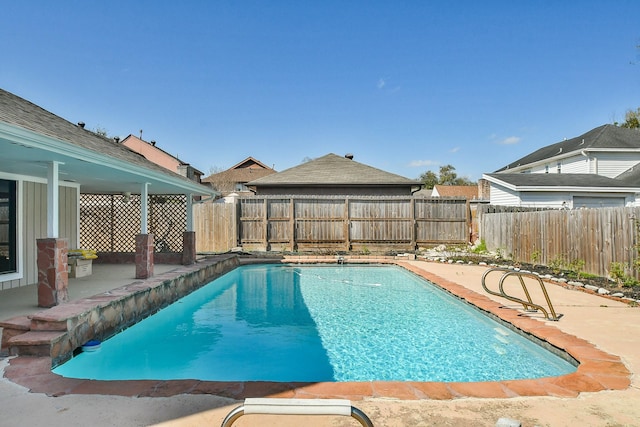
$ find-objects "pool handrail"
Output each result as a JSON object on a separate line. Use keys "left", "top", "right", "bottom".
{"left": 481, "top": 267, "right": 537, "bottom": 311}
{"left": 481, "top": 267, "right": 563, "bottom": 321}
{"left": 220, "top": 398, "right": 374, "bottom": 427}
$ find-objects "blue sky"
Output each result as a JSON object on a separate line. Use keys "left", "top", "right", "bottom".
{"left": 1, "top": 1, "right": 639, "bottom": 181}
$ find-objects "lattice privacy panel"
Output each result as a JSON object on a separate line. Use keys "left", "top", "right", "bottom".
{"left": 80, "top": 194, "right": 186, "bottom": 253}
{"left": 148, "top": 195, "right": 187, "bottom": 253}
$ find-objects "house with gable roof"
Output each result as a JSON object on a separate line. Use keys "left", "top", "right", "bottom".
{"left": 202, "top": 156, "right": 276, "bottom": 197}
{"left": 0, "top": 88, "right": 216, "bottom": 305}
{"left": 482, "top": 124, "right": 640, "bottom": 208}
{"left": 246, "top": 153, "right": 422, "bottom": 196}
{"left": 121, "top": 134, "right": 204, "bottom": 184}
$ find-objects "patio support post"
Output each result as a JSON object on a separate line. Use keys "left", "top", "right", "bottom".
{"left": 36, "top": 238, "right": 69, "bottom": 307}
{"left": 140, "top": 182, "right": 149, "bottom": 233}
{"left": 36, "top": 161, "right": 68, "bottom": 307}
{"left": 182, "top": 193, "right": 196, "bottom": 265}
{"left": 135, "top": 233, "right": 154, "bottom": 279}
{"left": 182, "top": 231, "right": 196, "bottom": 265}
{"left": 47, "top": 161, "right": 61, "bottom": 238}
{"left": 135, "top": 182, "right": 154, "bottom": 279}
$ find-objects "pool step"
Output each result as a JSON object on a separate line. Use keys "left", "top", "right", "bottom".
{"left": 0, "top": 315, "right": 32, "bottom": 354}
{"left": 7, "top": 330, "right": 67, "bottom": 357}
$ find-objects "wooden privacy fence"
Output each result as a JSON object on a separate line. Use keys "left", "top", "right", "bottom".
{"left": 194, "top": 196, "right": 471, "bottom": 253}
{"left": 480, "top": 206, "right": 640, "bottom": 279}
{"left": 193, "top": 202, "right": 237, "bottom": 253}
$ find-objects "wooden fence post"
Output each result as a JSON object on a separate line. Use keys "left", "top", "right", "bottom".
{"left": 289, "top": 197, "right": 295, "bottom": 251}
{"left": 344, "top": 197, "right": 350, "bottom": 251}
{"left": 262, "top": 198, "right": 268, "bottom": 251}
{"left": 411, "top": 197, "right": 416, "bottom": 249}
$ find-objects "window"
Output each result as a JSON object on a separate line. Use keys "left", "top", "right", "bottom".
{"left": 0, "top": 179, "right": 17, "bottom": 274}
{"left": 557, "top": 162, "right": 562, "bottom": 173}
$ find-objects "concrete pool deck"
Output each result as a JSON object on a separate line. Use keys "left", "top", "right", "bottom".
{"left": 1, "top": 257, "right": 639, "bottom": 426}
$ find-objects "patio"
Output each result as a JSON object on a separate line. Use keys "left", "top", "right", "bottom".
{"left": 0, "top": 263, "right": 182, "bottom": 321}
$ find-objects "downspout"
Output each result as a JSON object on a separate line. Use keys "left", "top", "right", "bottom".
{"left": 581, "top": 150, "right": 596, "bottom": 174}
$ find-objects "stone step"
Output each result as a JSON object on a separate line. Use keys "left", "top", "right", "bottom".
{"left": 8, "top": 330, "right": 67, "bottom": 357}
{"left": 0, "top": 315, "right": 32, "bottom": 353}
{"left": 29, "top": 317, "right": 69, "bottom": 332}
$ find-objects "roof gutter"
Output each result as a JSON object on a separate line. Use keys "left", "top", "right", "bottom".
{"left": 0, "top": 122, "right": 217, "bottom": 197}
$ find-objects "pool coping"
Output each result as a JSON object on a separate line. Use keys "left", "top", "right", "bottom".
{"left": 2, "top": 257, "right": 632, "bottom": 401}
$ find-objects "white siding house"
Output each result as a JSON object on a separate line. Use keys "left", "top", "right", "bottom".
{"left": 483, "top": 125, "right": 640, "bottom": 208}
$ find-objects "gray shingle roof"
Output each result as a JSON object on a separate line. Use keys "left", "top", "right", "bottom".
{"left": 495, "top": 125, "right": 640, "bottom": 172}
{"left": 614, "top": 164, "right": 640, "bottom": 185}
{"left": 485, "top": 173, "right": 639, "bottom": 188}
{"left": 247, "top": 153, "right": 420, "bottom": 187}
{"left": 0, "top": 88, "right": 210, "bottom": 193}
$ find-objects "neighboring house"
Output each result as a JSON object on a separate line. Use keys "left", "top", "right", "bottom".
{"left": 121, "top": 134, "right": 204, "bottom": 183}
{"left": 431, "top": 185, "right": 480, "bottom": 199}
{"left": 202, "top": 157, "right": 276, "bottom": 197}
{"left": 247, "top": 153, "right": 422, "bottom": 196}
{"left": 483, "top": 124, "right": 640, "bottom": 208}
{"left": 428, "top": 184, "right": 488, "bottom": 243}
{"left": 0, "top": 88, "right": 216, "bottom": 292}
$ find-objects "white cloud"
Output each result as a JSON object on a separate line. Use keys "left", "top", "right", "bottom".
{"left": 500, "top": 136, "right": 521, "bottom": 145}
{"left": 449, "top": 146, "right": 460, "bottom": 153}
{"left": 377, "top": 77, "right": 401, "bottom": 92}
{"left": 408, "top": 159, "right": 438, "bottom": 168}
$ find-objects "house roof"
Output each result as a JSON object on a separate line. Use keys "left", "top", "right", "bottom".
{"left": 121, "top": 134, "right": 204, "bottom": 174}
{"left": 229, "top": 156, "right": 273, "bottom": 171}
{"left": 614, "top": 164, "right": 640, "bottom": 185}
{"left": 0, "top": 88, "right": 215, "bottom": 196}
{"left": 246, "top": 153, "right": 421, "bottom": 187}
{"left": 203, "top": 156, "right": 276, "bottom": 185}
{"left": 495, "top": 125, "right": 640, "bottom": 172}
{"left": 433, "top": 185, "right": 478, "bottom": 199}
{"left": 483, "top": 173, "right": 640, "bottom": 191}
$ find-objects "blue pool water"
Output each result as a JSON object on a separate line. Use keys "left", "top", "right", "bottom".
{"left": 53, "top": 264, "right": 576, "bottom": 382}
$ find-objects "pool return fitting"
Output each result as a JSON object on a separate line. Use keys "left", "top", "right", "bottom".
{"left": 220, "top": 398, "right": 374, "bottom": 427}
{"left": 481, "top": 267, "right": 563, "bottom": 321}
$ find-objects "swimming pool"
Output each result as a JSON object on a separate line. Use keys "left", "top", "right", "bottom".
{"left": 53, "top": 264, "right": 576, "bottom": 382}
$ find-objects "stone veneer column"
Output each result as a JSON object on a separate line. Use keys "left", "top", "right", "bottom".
{"left": 182, "top": 231, "right": 196, "bottom": 265}
{"left": 36, "top": 238, "right": 69, "bottom": 308}
{"left": 135, "top": 234, "right": 154, "bottom": 279}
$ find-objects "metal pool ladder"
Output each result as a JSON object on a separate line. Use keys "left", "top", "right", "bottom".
{"left": 481, "top": 267, "right": 563, "bottom": 321}
{"left": 220, "top": 398, "right": 374, "bottom": 427}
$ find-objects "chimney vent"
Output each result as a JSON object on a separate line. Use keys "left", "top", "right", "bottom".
{"left": 345, "top": 153, "right": 354, "bottom": 160}
{"left": 113, "top": 136, "right": 120, "bottom": 143}
{"left": 151, "top": 140, "right": 156, "bottom": 146}
{"left": 77, "top": 122, "right": 85, "bottom": 128}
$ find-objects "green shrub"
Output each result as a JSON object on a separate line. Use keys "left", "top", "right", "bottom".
{"left": 622, "top": 275, "right": 639, "bottom": 287}
{"left": 568, "top": 259, "right": 586, "bottom": 279}
{"left": 609, "top": 262, "right": 626, "bottom": 285}
{"left": 548, "top": 254, "right": 566, "bottom": 274}
{"left": 472, "top": 239, "right": 487, "bottom": 254}
{"left": 530, "top": 250, "right": 541, "bottom": 267}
